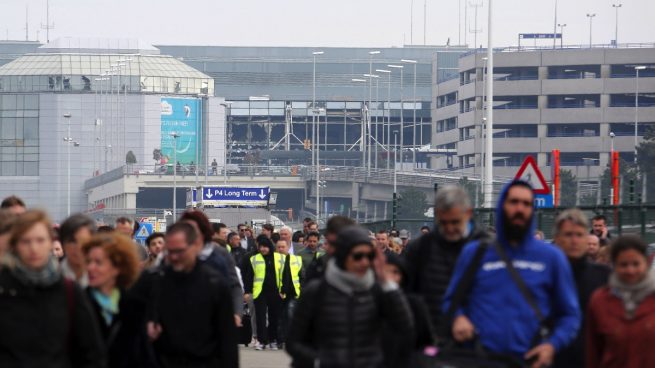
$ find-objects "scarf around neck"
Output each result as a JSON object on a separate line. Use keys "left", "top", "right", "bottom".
{"left": 610, "top": 269, "right": 655, "bottom": 318}
{"left": 11, "top": 254, "right": 61, "bottom": 287}
{"left": 91, "top": 288, "right": 121, "bottom": 325}
{"left": 325, "top": 258, "right": 375, "bottom": 296}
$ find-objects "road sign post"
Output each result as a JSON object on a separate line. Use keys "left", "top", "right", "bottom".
{"left": 515, "top": 156, "right": 553, "bottom": 208}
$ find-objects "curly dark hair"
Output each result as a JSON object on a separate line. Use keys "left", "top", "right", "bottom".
{"left": 81, "top": 233, "right": 141, "bottom": 289}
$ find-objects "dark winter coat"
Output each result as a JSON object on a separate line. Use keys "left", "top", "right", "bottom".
{"left": 146, "top": 263, "right": 238, "bottom": 368}
{"left": 553, "top": 258, "right": 609, "bottom": 368}
{"left": 286, "top": 278, "right": 414, "bottom": 368}
{"left": 0, "top": 268, "right": 106, "bottom": 368}
{"left": 86, "top": 287, "right": 154, "bottom": 368}
{"left": 403, "top": 224, "right": 488, "bottom": 337}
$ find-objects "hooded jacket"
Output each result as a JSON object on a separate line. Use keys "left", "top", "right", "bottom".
{"left": 442, "top": 180, "right": 581, "bottom": 357}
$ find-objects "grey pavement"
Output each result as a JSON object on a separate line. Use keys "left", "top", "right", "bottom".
{"left": 240, "top": 346, "right": 291, "bottom": 368}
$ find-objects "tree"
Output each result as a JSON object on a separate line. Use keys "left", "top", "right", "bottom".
{"left": 458, "top": 176, "right": 479, "bottom": 207}
{"left": 599, "top": 158, "right": 640, "bottom": 205}
{"left": 559, "top": 169, "right": 577, "bottom": 207}
{"left": 126, "top": 150, "right": 137, "bottom": 165}
{"left": 398, "top": 188, "right": 428, "bottom": 219}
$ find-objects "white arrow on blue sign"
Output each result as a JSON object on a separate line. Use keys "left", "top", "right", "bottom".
{"left": 201, "top": 186, "right": 270, "bottom": 205}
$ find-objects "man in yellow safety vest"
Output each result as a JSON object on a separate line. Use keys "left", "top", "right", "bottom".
{"left": 243, "top": 235, "right": 285, "bottom": 351}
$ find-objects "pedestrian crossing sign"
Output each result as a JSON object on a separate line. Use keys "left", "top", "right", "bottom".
{"left": 514, "top": 156, "right": 550, "bottom": 194}
{"left": 135, "top": 223, "right": 154, "bottom": 240}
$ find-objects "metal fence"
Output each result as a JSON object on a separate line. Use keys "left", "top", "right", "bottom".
{"left": 362, "top": 205, "right": 655, "bottom": 243}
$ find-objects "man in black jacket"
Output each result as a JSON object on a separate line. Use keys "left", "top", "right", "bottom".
{"left": 552, "top": 209, "right": 610, "bottom": 368}
{"left": 304, "top": 216, "right": 355, "bottom": 283}
{"left": 227, "top": 231, "right": 247, "bottom": 267}
{"left": 404, "top": 185, "right": 488, "bottom": 339}
{"left": 147, "top": 222, "right": 238, "bottom": 368}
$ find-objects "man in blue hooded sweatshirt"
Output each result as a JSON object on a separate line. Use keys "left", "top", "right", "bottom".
{"left": 442, "top": 180, "right": 580, "bottom": 368}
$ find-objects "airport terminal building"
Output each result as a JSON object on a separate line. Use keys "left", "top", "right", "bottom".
{"left": 0, "top": 39, "right": 224, "bottom": 221}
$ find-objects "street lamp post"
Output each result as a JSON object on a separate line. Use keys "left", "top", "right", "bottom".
{"left": 635, "top": 66, "right": 646, "bottom": 165}
{"left": 312, "top": 51, "right": 324, "bottom": 170}
{"left": 557, "top": 24, "right": 567, "bottom": 48}
{"left": 484, "top": 0, "right": 494, "bottom": 208}
{"left": 367, "top": 51, "right": 381, "bottom": 175}
{"left": 220, "top": 102, "right": 233, "bottom": 184}
{"left": 612, "top": 4, "right": 622, "bottom": 46}
{"left": 171, "top": 132, "right": 180, "bottom": 220}
{"left": 364, "top": 73, "right": 380, "bottom": 171}
{"left": 392, "top": 131, "right": 398, "bottom": 229}
{"left": 63, "top": 113, "right": 72, "bottom": 217}
{"left": 316, "top": 108, "right": 326, "bottom": 224}
{"left": 402, "top": 59, "right": 418, "bottom": 168}
{"left": 388, "top": 64, "right": 404, "bottom": 170}
{"left": 586, "top": 13, "right": 596, "bottom": 48}
{"left": 376, "top": 69, "right": 392, "bottom": 170}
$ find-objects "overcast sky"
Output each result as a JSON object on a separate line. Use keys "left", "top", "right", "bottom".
{"left": 1, "top": 0, "right": 653, "bottom": 48}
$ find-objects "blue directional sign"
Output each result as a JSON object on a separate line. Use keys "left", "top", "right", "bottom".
{"left": 201, "top": 186, "right": 270, "bottom": 207}
{"left": 135, "top": 222, "right": 154, "bottom": 243}
{"left": 534, "top": 194, "right": 554, "bottom": 209}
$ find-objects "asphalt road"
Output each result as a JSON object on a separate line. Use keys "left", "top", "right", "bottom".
{"left": 240, "top": 346, "right": 291, "bottom": 368}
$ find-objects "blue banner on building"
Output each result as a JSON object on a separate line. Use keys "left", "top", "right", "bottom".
{"left": 160, "top": 98, "right": 200, "bottom": 165}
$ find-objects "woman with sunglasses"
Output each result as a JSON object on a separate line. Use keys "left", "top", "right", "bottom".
{"left": 286, "top": 225, "right": 414, "bottom": 368}
{"left": 586, "top": 235, "right": 655, "bottom": 368}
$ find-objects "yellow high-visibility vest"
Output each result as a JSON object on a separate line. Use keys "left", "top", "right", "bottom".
{"left": 250, "top": 253, "right": 284, "bottom": 300}
{"left": 281, "top": 254, "right": 303, "bottom": 298}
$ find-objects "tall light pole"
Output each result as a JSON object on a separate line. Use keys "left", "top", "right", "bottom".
{"left": 388, "top": 64, "right": 404, "bottom": 170}
{"left": 220, "top": 102, "right": 232, "bottom": 184}
{"left": 392, "top": 131, "right": 399, "bottom": 229}
{"left": 367, "top": 51, "right": 381, "bottom": 175}
{"left": 316, "top": 108, "right": 326, "bottom": 224}
{"left": 612, "top": 4, "right": 622, "bottom": 46}
{"left": 635, "top": 66, "right": 646, "bottom": 165}
{"left": 586, "top": 13, "right": 596, "bottom": 48}
{"left": 552, "top": 0, "right": 558, "bottom": 49}
{"left": 312, "top": 51, "right": 324, "bottom": 171}
{"left": 365, "top": 74, "right": 381, "bottom": 169}
{"left": 557, "top": 24, "right": 567, "bottom": 48}
{"left": 171, "top": 132, "right": 180, "bottom": 220}
{"left": 484, "top": 0, "right": 494, "bottom": 208}
{"left": 63, "top": 113, "right": 72, "bottom": 217}
{"left": 376, "top": 69, "right": 392, "bottom": 170}
{"left": 402, "top": 59, "right": 418, "bottom": 168}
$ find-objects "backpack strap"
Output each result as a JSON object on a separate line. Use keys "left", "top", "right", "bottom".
{"left": 492, "top": 241, "right": 549, "bottom": 341}
{"left": 63, "top": 279, "right": 76, "bottom": 352}
{"left": 443, "top": 241, "right": 488, "bottom": 322}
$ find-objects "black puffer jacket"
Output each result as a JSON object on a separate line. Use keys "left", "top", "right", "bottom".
{"left": 0, "top": 268, "right": 106, "bottom": 368}
{"left": 287, "top": 269, "right": 414, "bottom": 368}
{"left": 404, "top": 224, "right": 488, "bottom": 337}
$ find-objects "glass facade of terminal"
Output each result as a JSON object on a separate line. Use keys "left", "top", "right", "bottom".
{"left": 0, "top": 54, "right": 214, "bottom": 95}
{"left": 0, "top": 94, "right": 39, "bottom": 176}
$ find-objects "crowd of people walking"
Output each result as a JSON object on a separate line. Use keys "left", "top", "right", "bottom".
{"left": 0, "top": 180, "right": 654, "bottom": 367}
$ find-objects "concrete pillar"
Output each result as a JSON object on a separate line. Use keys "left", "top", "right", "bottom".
{"left": 600, "top": 94, "right": 610, "bottom": 108}
{"left": 351, "top": 182, "right": 360, "bottom": 217}
{"left": 537, "top": 152, "right": 548, "bottom": 168}
{"left": 537, "top": 124, "right": 548, "bottom": 138}
{"left": 538, "top": 66, "right": 548, "bottom": 80}
{"left": 600, "top": 65, "right": 611, "bottom": 79}
{"left": 538, "top": 95, "right": 548, "bottom": 109}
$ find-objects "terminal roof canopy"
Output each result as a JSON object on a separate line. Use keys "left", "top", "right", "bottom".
{"left": 0, "top": 38, "right": 214, "bottom": 95}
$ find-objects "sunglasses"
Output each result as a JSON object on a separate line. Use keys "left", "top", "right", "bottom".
{"left": 351, "top": 251, "right": 376, "bottom": 262}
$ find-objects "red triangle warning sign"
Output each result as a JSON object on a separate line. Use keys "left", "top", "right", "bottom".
{"left": 514, "top": 156, "right": 550, "bottom": 194}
